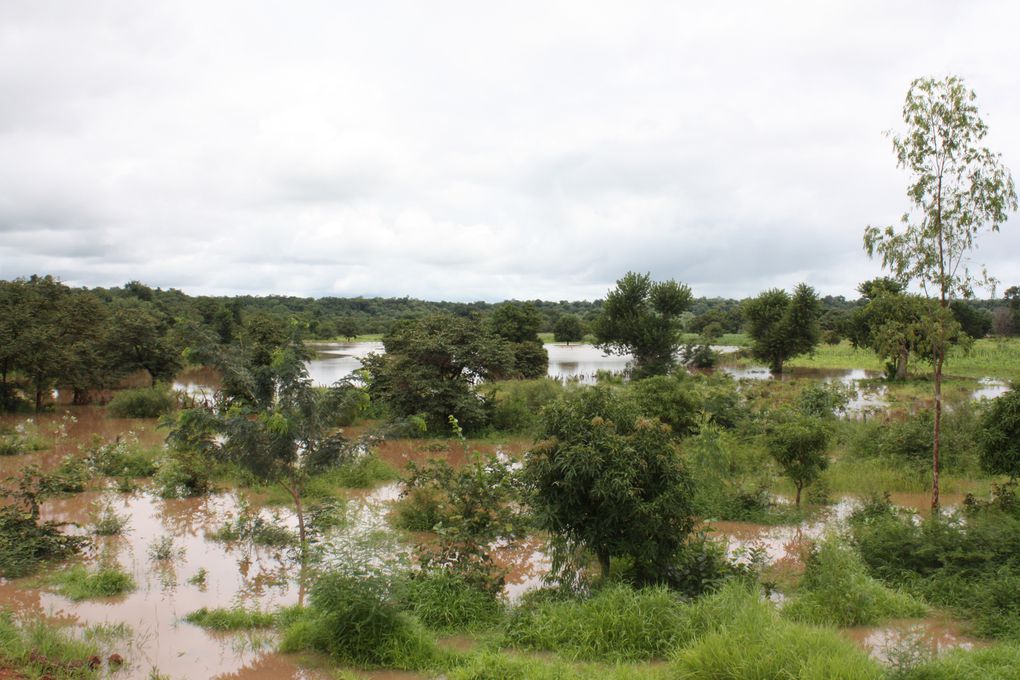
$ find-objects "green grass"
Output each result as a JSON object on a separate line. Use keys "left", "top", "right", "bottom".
{"left": 184, "top": 607, "right": 277, "bottom": 630}
{"left": 447, "top": 652, "right": 671, "bottom": 680}
{"left": 401, "top": 571, "right": 503, "bottom": 632}
{"left": 50, "top": 565, "right": 136, "bottom": 601}
{"left": 0, "top": 610, "right": 103, "bottom": 679}
{"left": 106, "top": 385, "right": 177, "bottom": 418}
{"left": 782, "top": 534, "right": 926, "bottom": 627}
{"left": 504, "top": 584, "right": 696, "bottom": 662}
{"left": 785, "top": 337, "right": 1020, "bottom": 381}
{"left": 898, "top": 642, "right": 1020, "bottom": 679}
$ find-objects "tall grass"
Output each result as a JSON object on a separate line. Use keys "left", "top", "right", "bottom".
{"left": 51, "top": 565, "right": 136, "bottom": 601}
{"left": 783, "top": 534, "right": 926, "bottom": 626}
{"left": 184, "top": 607, "right": 276, "bottom": 630}
{"left": 0, "top": 611, "right": 103, "bottom": 678}
{"left": 400, "top": 571, "right": 503, "bottom": 632}
{"left": 896, "top": 642, "right": 1020, "bottom": 679}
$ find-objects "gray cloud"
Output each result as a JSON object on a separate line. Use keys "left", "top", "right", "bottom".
{"left": 1, "top": 0, "right": 1018, "bottom": 301}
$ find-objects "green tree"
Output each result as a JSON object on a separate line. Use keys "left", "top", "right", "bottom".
{"left": 765, "top": 415, "right": 830, "bottom": 507}
{"left": 979, "top": 387, "right": 1020, "bottom": 479}
{"left": 848, "top": 279, "right": 937, "bottom": 380}
{"left": 103, "top": 298, "right": 182, "bottom": 386}
{"left": 592, "top": 272, "right": 693, "bottom": 377}
{"left": 489, "top": 302, "right": 548, "bottom": 378}
{"left": 335, "top": 318, "right": 359, "bottom": 341}
{"left": 864, "top": 76, "right": 1017, "bottom": 510}
{"left": 524, "top": 387, "right": 696, "bottom": 581}
{"left": 553, "top": 314, "right": 584, "bottom": 344}
{"left": 742, "top": 284, "right": 821, "bottom": 374}
{"left": 362, "top": 314, "right": 515, "bottom": 433}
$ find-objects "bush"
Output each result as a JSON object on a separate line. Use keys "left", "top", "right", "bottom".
{"left": 0, "top": 435, "right": 26, "bottom": 456}
{"left": 51, "top": 565, "right": 136, "bottom": 600}
{"left": 504, "top": 583, "right": 693, "bottom": 662}
{"left": 84, "top": 436, "right": 159, "bottom": 477}
{"left": 849, "top": 405, "right": 983, "bottom": 474}
{"left": 280, "top": 572, "right": 441, "bottom": 670}
{"left": 630, "top": 374, "right": 702, "bottom": 437}
{"left": 783, "top": 535, "right": 926, "bottom": 627}
{"left": 106, "top": 385, "right": 177, "bottom": 418}
{"left": 400, "top": 570, "right": 503, "bottom": 631}
{"left": 91, "top": 502, "right": 130, "bottom": 536}
{"left": 206, "top": 497, "right": 295, "bottom": 547}
{"left": 487, "top": 378, "right": 563, "bottom": 434}
{"left": 979, "top": 386, "right": 1020, "bottom": 478}
{"left": 153, "top": 448, "right": 213, "bottom": 498}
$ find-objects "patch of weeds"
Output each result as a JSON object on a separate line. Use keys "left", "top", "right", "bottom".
{"left": 187, "top": 568, "right": 208, "bottom": 587}
{"left": 90, "top": 501, "right": 130, "bottom": 536}
{"left": 184, "top": 607, "right": 276, "bottom": 630}
{"left": 50, "top": 564, "right": 136, "bottom": 601}
{"left": 894, "top": 642, "right": 1020, "bottom": 679}
{"left": 148, "top": 535, "right": 184, "bottom": 562}
{"left": 49, "top": 454, "right": 92, "bottom": 493}
{"left": 84, "top": 434, "right": 159, "bottom": 477}
{"left": 0, "top": 610, "right": 105, "bottom": 678}
{"left": 153, "top": 447, "right": 213, "bottom": 498}
{"left": 206, "top": 497, "right": 295, "bottom": 547}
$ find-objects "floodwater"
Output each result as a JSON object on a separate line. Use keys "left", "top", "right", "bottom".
{"left": 972, "top": 376, "right": 1010, "bottom": 400}
{"left": 843, "top": 617, "right": 987, "bottom": 663}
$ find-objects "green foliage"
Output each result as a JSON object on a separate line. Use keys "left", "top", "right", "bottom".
{"left": 153, "top": 447, "right": 213, "bottom": 498}
{"left": 84, "top": 435, "right": 159, "bottom": 477}
{"left": 90, "top": 502, "right": 130, "bottom": 536}
{"left": 447, "top": 653, "right": 668, "bottom": 680}
{"left": 553, "top": 314, "right": 585, "bottom": 344}
{"left": 184, "top": 607, "right": 276, "bottom": 630}
{"left": 0, "top": 610, "right": 103, "bottom": 679}
{"left": 148, "top": 535, "right": 183, "bottom": 561}
{"left": 743, "top": 284, "right": 822, "bottom": 373}
{"left": 593, "top": 272, "right": 693, "bottom": 377}
{"left": 0, "top": 469, "right": 89, "bottom": 577}
{"left": 363, "top": 313, "right": 515, "bottom": 434}
{"left": 797, "top": 381, "right": 856, "bottom": 418}
{"left": 979, "top": 386, "right": 1020, "bottom": 477}
{"left": 490, "top": 302, "right": 549, "bottom": 378}
{"left": 849, "top": 405, "right": 982, "bottom": 474}
{"left": 0, "top": 435, "right": 27, "bottom": 456}
{"left": 397, "top": 449, "right": 527, "bottom": 593}
{"left": 50, "top": 565, "right": 136, "bottom": 601}
{"left": 629, "top": 374, "right": 701, "bottom": 437}
{"left": 783, "top": 535, "right": 925, "bottom": 626}
{"left": 673, "top": 584, "right": 883, "bottom": 680}
{"left": 206, "top": 497, "right": 295, "bottom": 547}
{"left": 765, "top": 414, "right": 830, "bottom": 505}
{"left": 106, "top": 385, "right": 177, "bottom": 418}
{"left": 487, "top": 378, "right": 563, "bottom": 434}
{"left": 898, "top": 643, "right": 1020, "bottom": 680}
{"left": 280, "top": 572, "right": 441, "bottom": 670}
{"left": 504, "top": 583, "right": 693, "bottom": 662}
{"left": 400, "top": 570, "right": 503, "bottom": 631}
{"left": 525, "top": 386, "right": 696, "bottom": 581}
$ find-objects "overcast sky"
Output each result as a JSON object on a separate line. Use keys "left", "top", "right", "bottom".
{"left": 2, "top": 1, "right": 1019, "bottom": 302}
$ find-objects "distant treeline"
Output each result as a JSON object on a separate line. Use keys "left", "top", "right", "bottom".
{"left": 1, "top": 274, "right": 1016, "bottom": 412}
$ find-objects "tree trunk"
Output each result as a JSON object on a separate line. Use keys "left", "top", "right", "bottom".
{"left": 280, "top": 480, "right": 307, "bottom": 559}
{"left": 795, "top": 482, "right": 803, "bottom": 507}
{"left": 597, "top": 548, "right": 611, "bottom": 580}
{"left": 896, "top": 347, "right": 908, "bottom": 380}
{"left": 771, "top": 356, "right": 784, "bottom": 374}
{"left": 932, "top": 348, "right": 943, "bottom": 513}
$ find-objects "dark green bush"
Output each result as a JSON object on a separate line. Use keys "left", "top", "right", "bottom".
{"left": 400, "top": 570, "right": 502, "bottom": 631}
{"left": 107, "top": 385, "right": 176, "bottom": 418}
{"left": 979, "top": 386, "right": 1020, "bottom": 478}
{"left": 84, "top": 436, "right": 159, "bottom": 477}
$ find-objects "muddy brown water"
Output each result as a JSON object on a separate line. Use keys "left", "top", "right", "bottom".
{"left": 842, "top": 617, "right": 987, "bottom": 662}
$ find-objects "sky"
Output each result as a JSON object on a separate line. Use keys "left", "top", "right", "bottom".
{"left": 2, "top": 1, "right": 1019, "bottom": 302}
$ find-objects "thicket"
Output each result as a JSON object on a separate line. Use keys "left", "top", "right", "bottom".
{"left": 106, "top": 385, "right": 176, "bottom": 418}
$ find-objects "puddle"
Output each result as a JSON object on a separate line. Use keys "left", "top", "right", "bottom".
{"left": 843, "top": 617, "right": 987, "bottom": 662}
{"left": 972, "top": 377, "right": 1010, "bottom": 401}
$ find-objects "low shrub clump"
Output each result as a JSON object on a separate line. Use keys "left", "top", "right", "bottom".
{"left": 400, "top": 570, "right": 503, "bottom": 632}
{"left": 504, "top": 583, "right": 693, "bottom": 662}
{"left": 673, "top": 583, "right": 884, "bottom": 680}
{"left": 206, "top": 498, "right": 295, "bottom": 547}
{"left": 280, "top": 572, "right": 442, "bottom": 671}
{"left": 0, "top": 471, "right": 89, "bottom": 578}
{"left": 783, "top": 534, "right": 926, "bottom": 627}
{"left": 184, "top": 607, "right": 276, "bottom": 630}
{"left": 153, "top": 448, "right": 213, "bottom": 498}
{"left": 84, "top": 436, "right": 159, "bottom": 477}
{"left": 0, "top": 611, "right": 104, "bottom": 678}
{"left": 91, "top": 502, "right": 130, "bottom": 536}
{"left": 106, "top": 385, "right": 177, "bottom": 418}
{"left": 51, "top": 565, "right": 136, "bottom": 601}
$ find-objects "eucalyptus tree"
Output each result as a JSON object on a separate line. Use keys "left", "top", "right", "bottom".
{"left": 864, "top": 76, "right": 1017, "bottom": 510}
{"left": 592, "top": 272, "right": 693, "bottom": 377}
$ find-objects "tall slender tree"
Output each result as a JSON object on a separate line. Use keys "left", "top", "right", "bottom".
{"left": 865, "top": 76, "right": 1017, "bottom": 511}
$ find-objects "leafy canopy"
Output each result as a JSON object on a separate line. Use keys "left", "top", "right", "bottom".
{"left": 742, "top": 284, "right": 821, "bottom": 374}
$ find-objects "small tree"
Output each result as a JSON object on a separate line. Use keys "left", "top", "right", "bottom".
{"left": 979, "top": 387, "right": 1020, "bottom": 479}
{"left": 593, "top": 272, "right": 693, "bottom": 377}
{"left": 765, "top": 415, "right": 830, "bottom": 507}
{"left": 553, "top": 315, "right": 584, "bottom": 344}
{"left": 524, "top": 386, "right": 695, "bottom": 581}
{"left": 489, "top": 302, "right": 548, "bottom": 379}
{"left": 864, "top": 76, "right": 1017, "bottom": 510}
{"left": 742, "top": 284, "right": 821, "bottom": 373}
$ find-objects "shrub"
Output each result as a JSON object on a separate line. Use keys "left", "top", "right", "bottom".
{"left": 153, "top": 448, "right": 213, "bottom": 498}
{"left": 979, "top": 386, "right": 1020, "bottom": 478}
{"left": 0, "top": 470, "right": 89, "bottom": 577}
{"left": 107, "top": 385, "right": 177, "bottom": 418}
{"left": 148, "top": 535, "right": 183, "bottom": 561}
{"left": 630, "top": 374, "right": 702, "bottom": 437}
{"left": 280, "top": 572, "right": 441, "bottom": 670}
{"left": 91, "top": 502, "right": 130, "bottom": 536}
{"left": 487, "top": 378, "right": 563, "bottom": 434}
{"left": 206, "top": 498, "right": 295, "bottom": 547}
{"left": 51, "top": 565, "right": 136, "bottom": 600}
{"left": 0, "top": 435, "right": 26, "bottom": 456}
{"left": 84, "top": 436, "right": 159, "bottom": 477}
{"left": 783, "top": 535, "right": 926, "bottom": 627}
